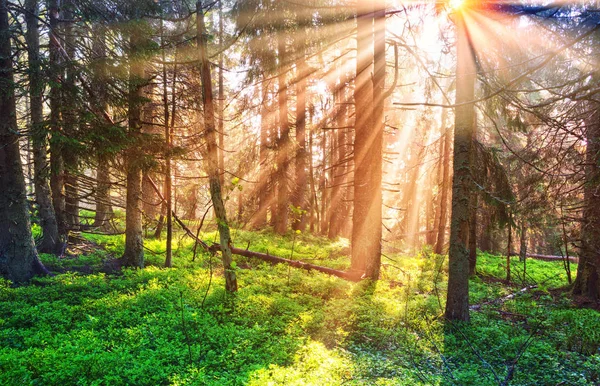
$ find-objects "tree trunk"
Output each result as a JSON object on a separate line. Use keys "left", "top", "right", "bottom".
{"left": 0, "top": 0, "right": 49, "bottom": 282}
{"left": 121, "top": 30, "right": 147, "bottom": 268}
{"left": 25, "top": 0, "right": 60, "bottom": 254}
{"left": 48, "top": 0, "right": 67, "bottom": 242}
{"left": 468, "top": 191, "right": 478, "bottom": 276}
{"left": 197, "top": 0, "right": 237, "bottom": 292}
{"left": 435, "top": 128, "right": 451, "bottom": 254}
{"left": 351, "top": 2, "right": 383, "bottom": 279}
{"left": 90, "top": 26, "right": 113, "bottom": 231}
{"left": 218, "top": 0, "right": 225, "bottom": 188}
{"left": 62, "top": 0, "right": 79, "bottom": 230}
{"left": 445, "top": 10, "right": 475, "bottom": 322}
{"left": 274, "top": 31, "right": 290, "bottom": 235}
{"left": 252, "top": 82, "right": 270, "bottom": 228}
{"left": 506, "top": 214, "right": 512, "bottom": 283}
{"left": 292, "top": 28, "right": 308, "bottom": 232}
{"left": 573, "top": 108, "right": 600, "bottom": 301}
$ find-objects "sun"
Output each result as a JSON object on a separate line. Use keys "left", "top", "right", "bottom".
{"left": 448, "top": 0, "right": 466, "bottom": 11}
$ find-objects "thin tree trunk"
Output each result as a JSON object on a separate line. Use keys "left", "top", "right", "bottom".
{"left": 161, "top": 20, "right": 173, "bottom": 268}
{"left": 252, "top": 82, "right": 269, "bottom": 228}
{"left": 0, "top": 0, "right": 49, "bottom": 282}
{"left": 274, "top": 31, "right": 289, "bottom": 235}
{"left": 62, "top": 0, "right": 79, "bottom": 229}
{"left": 469, "top": 192, "right": 478, "bottom": 276}
{"left": 48, "top": 0, "right": 67, "bottom": 242}
{"left": 292, "top": 28, "right": 308, "bottom": 232}
{"left": 506, "top": 214, "right": 512, "bottom": 283}
{"left": 197, "top": 0, "right": 237, "bottom": 292}
{"left": 445, "top": 9, "right": 475, "bottom": 322}
{"left": 91, "top": 26, "right": 113, "bottom": 231}
{"left": 25, "top": 0, "right": 60, "bottom": 254}
{"left": 218, "top": 0, "right": 225, "bottom": 188}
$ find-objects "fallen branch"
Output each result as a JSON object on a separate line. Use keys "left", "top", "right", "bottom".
{"left": 470, "top": 285, "right": 538, "bottom": 311}
{"left": 209, "top": 244, "right": 362, "bottom": 282}
{"left": 510, "top": 252, "right": 578, "bottom": 263}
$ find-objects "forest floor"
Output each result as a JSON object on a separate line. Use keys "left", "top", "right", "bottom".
{"left": 1, "top": 228, "right": 599, "bottom": 385}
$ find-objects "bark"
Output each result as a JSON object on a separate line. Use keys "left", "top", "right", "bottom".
{"left": 445, "top": 10, "right": 475, "bottom": 322}
{"left": 0, "top": 0, "right": 49, "bottom": 282}
{"left": 291, "top": 29, "right": 308, "bottom": 232}
{"left": 25, "top": 0, "right": 60, "bottom": 254}
{"left": 218, "top": 0, "right": 225, "bottom": 189}
{"left": 48, "top": 0, "right": 67, "bottom": 241}
{"left": 351, "top": 2, "right": 383, "bottom": 280}
{"left": 91, "top": 27, "right": 113, "bottom": 231}
{"left": 251, "top": 82, "right": 270, "bottom": 228}
{"left": 62, "top": 0, "right": 79, "bottom": 229}
{"left": 435, "top": 128, "right": 451, "bottom": 254}
{"left": 572, "top": 108, "right": 600, "bottom": 301}
{"left": 161, "top": 20, "right": 174, "bottom": 268}
{"left": 197, "top": 0, "right": 237, "bottom": 292}
{"left": 274, "top": 31, "right": 290, "bottom": 235}
{"left": 121, "top": 30, "right": 147, "bottom": 268}
{"left": 519, "top": 221, "right": 527, "bottom": 262}
{"left": 506, "top": 215, "right": 512, "bottom": 283}
{"left": 468, "top": 192, "right": 477, "bottom": 276}
{"left": 328, "top": 83, "right": 349, "bottom": 239}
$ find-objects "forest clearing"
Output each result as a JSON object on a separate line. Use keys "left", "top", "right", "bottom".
{"left": 0, "top": 0, "right": 599, "bottom": 384}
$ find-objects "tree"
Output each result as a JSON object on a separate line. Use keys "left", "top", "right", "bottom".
{"left": 197, "top": 0, "right": 237, "bottom": 292}
{"left": 0, "top": 0, "right": 48, "bottom": 282}
{"left": 445, "top": 6, "right": 476, "bottom": 321}
{"left": 25, "top": 0, "right": 60, "bottom": 254}
{"left": 121, "top": 20, "right": 150, "bottom": 268}
{"left": 351, "top": 1, "right": 384, "bottom": 279}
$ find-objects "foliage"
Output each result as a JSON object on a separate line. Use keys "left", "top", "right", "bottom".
{"left": 0, "top": 230, "right": 597, "bottom": 385}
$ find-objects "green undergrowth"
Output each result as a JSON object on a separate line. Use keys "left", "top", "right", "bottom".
{"left": 0, "top": 229, "right": 597, "bottom": 385}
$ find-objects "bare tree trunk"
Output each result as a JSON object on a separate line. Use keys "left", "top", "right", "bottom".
{"left": 292, "top": 28, "right": 308, "bottom": 232}
{"left": 469, "top": 192, "right": 478, "bottom": 276}
{"left": 25, "top": 0, "right": 60, "bottom": 254}
{"left": 329, "top": 79, "right": 349, "bottom": 239}
{"left": 48, "top": 0, "right": 67, "bottom": 243}
{"left": 274, "top": 31, "right": 289, "bottom": 235}
{"left": 62, "top": 0, "right": 79, "bottom": 230}
{"left": 445, "top": 9, "right": 475, "bottom": 322}
{"left": 252, "top": 82, "right": 270, "bottom": 228}
{"left": 0, "top": 0, "right": 49, "bottom": 282}
{"left": 197, "top": 0, "right": 237, "bottom": 292}
{"left": 90, "top": 26, "right": 113, "bottom": 231}
{"left": 435, "top": 128, "right": 451, "bottom": 254}
{"left": 573, "top": 108, "right": 600, "bottom": 301}
{"left": 161, "top": 20, "right": 174, "bottom": 268}
{"left": 218, "top": 0, "right": 225, "bottom": 188}
{"left": 351, "top": 2, "right": 383, "bottom": 280}
{"left": 506, "top": 214, "right": 512, "bottom": 283}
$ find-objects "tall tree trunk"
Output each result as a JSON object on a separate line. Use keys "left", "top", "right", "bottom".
{"left": 197, "top": 0, "right": 237, "bottom": 292}
{"left": 218, "top": 0, "right": 225, "bottom": 188}
{"left": 328, "top": 79, "right": 349, "bottom": 239}
{"left": 62, "top": 0, "right": 79, "bottom": 229}
{"left": 48, "top": 0, "right": 67, "bottom": 243}
{"left": 351, "top": 2, "right": 383, "bottom": 280}
{"left": 292, "top": 29, "right": 308, "bottom": 232}
{"left": 0, "top": 0, "right": 49, "bottom": 282}
{"left": 319, "top": 129, "right": 329, "bottom": 235}
{"left": 25, "top": 0, "right": 60, "bottom": 254}
{"left": 121, "top": 29, "right": 147, "bottom": 268}
{"left": 161, "top": 20, "right": 174, "bottom": 268}
{"left": 274, "top": 31, "right": 289, "bottom": 235}
{"left": 445, "top": 9, "right": 475, "bottom": 322}
{"left": 573, "top": 108, "right": 600, "bottom": 301}
{"left": 91, "top": 26, "right": 113, "bottom": 231}
{"left": 252, "top": 82, "right": 270, "bottom": 228}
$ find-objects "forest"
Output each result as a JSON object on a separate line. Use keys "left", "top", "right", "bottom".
{"left": 0, "top": 0, "right": 599, "bottom": 384}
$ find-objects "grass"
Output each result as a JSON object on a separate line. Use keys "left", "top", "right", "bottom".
{"left": 0, "top": 228, "right": 598, "bottom": 385}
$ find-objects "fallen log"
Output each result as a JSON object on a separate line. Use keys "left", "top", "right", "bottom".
{"left": 145, "top": 175, "right": 362, "bottom": 282}
{"left": 209, "top": 244, "right": 363, "bottom": 282}
{"left": 470, "top": 285, "right": 538, "bottom": 311}
{"left": 510, "top": 252, "right": 578, "bottom": 263}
